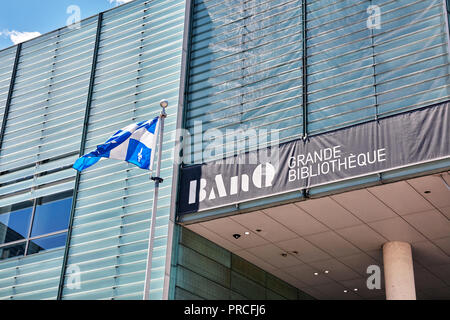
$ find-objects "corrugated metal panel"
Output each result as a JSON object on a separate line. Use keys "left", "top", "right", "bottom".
{"left": 60, "top": 0, "right": 186, "bottom": 300}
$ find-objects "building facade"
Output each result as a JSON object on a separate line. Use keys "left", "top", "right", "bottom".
{"left": 0, "top": 0, "right": 449, "bottom": 300}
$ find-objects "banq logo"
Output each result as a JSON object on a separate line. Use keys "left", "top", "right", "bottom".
{"left": 188, "top": 163, "right": 276, "bottom": 204}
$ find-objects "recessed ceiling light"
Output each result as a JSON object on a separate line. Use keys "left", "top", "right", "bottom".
{"left": 255, "top": 229, "right": 262, "bottom": 233}
{"left": 313, "top": 272, "right": 319, "bottom": 276}
{"left": 343, "top": 290, "right": 348, "bottom": 293}
{"left": 353, "top": 288, "right": 358, "bottom": 292}
{"left": 244, "top": 231, "right": 250, "bottom": 235}
{"left": 424, "top": 190, "right": 431, "bottom": 194}
{"left": 324, "top": 270, "right": 330, "bottom": 274}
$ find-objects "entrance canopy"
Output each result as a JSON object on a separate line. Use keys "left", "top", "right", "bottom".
{"left": 184, "top": 173, "right": 450, "bottom": 299}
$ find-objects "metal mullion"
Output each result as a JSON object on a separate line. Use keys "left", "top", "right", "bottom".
{"left": 56, "top": 12, "right": 103, "bottom": 300}
{"left": 28, "top": 229, "right": 68, "bottom": 242}
{"left": 0, "top": 239, "right": 27, "bottom": 249}
{"left": 0, "top": 43, "right": 21, "bottom": 152}
{"left": 444, "top": 0, "right": 450, "bottom": 57}
{"left": 23, "top": 197, "right": 38, "bottom": 256}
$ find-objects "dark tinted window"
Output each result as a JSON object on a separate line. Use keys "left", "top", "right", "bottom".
{"left": 31, "top": 191, "right": 72, "bottom": 237}
{"left": 0, "top": 201, "right": 33, "bottom": 245}
{"left": 0, "top": 191, "right": 72, "bottom": 261}
{"left": 0, "top": 242, "right": 26, "bottom": 260}
{"left": 27, "top": 233, "right": 68, "bottom": 255}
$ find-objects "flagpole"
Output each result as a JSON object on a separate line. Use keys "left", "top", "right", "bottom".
{"left": 143, "top": 99, "right": 168, "bottom": 300}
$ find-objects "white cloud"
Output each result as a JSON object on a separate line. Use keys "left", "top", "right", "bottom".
{"left": 109, "top": 0, "right": 133, "bottom": 6}
{"left": 0, "top": 30, "right": 41, "bottom": 45}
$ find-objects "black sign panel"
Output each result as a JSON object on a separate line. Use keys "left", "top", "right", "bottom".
{"left": 178, "top": 103, "right": 450, "bottom": 215}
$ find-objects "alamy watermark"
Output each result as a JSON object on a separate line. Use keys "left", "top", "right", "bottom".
{"left": 66, "top": 5, "right": 81, "bottom": 30}
{"left": 66, "top": 264, "right": 82, "bottom": 290}
{"left": 367, "top": 5, "right": 382, "bottom": 30}
{"left": 174, "top": 123, "right": 281, "bottom": 166}
{"left": 366, "top": 265, "right": 382, "bottom": 290}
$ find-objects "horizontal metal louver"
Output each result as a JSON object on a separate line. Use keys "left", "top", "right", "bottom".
{"left": 60, "top": 0, "right": 185, "bottom": 300}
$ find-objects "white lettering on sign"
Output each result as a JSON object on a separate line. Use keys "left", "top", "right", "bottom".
{"left": 189, "top": 163, "right": 275, "bottom": 204}
{"left": 288, "top": 146, "right": 387, "bottom": 182}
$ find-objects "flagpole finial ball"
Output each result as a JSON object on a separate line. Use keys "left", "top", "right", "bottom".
{"left": 160, "top": 99, "right": 169, "bottom": 109}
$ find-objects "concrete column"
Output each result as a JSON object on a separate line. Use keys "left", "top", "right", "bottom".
{"left": 383, "top": 241, "right": 416, "bottom": 300}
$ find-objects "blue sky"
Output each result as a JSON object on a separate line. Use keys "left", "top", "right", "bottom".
{"left": 0, "top": 0, "right": 133, "bottom": 50}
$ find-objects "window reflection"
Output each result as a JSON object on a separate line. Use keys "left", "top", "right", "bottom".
{"left": 0, "top": 201, "right": 33, "bottom": 245}
{"left": 0, "top": 242, "right": 26, "bottom": 260}
{"left": 0, "top": 191, "right": 72, "bottom": 261}
{"left": 27, "top": 233, "right": 68, "bottom": 255}
{"left": 31, "top": 191, "right": 72, "bottom": 238}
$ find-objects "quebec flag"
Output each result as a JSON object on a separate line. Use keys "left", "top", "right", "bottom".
{"left": 73, "top": 117, "right": 160, "bottom": 172}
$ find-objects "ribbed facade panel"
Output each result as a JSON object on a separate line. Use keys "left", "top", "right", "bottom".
{"left": 0, "top": 47, "right": 16, "bottom": 135}
{"left": 0, "top": 17, "right": 97, "bottom": 208}
{"left": 0, "top": 249, "right": 64, "bottom": 300}
{"left": 185, "top": 0, "right": 304, "bottom": 162}
{"left": 185, "top": 0, "right": 450, "bottom": 149}
{"left": 60, "top": 0, "right": 185, "bottom": 300}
